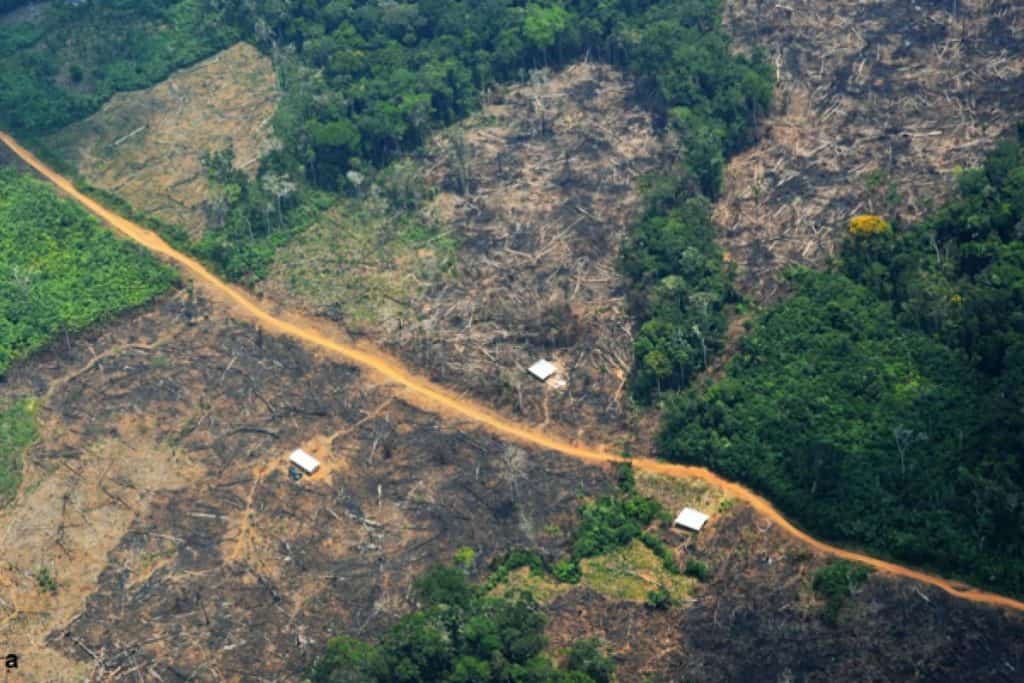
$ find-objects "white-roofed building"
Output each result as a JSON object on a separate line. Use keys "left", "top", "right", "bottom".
{"left": 528, "top": 359, "right": 557, "bottom": 382}
{"left": 289, "top": 448, "right": 321, "bottom": 475}
{"left": 674, "top": 507, "right": 710, "bottom": 532}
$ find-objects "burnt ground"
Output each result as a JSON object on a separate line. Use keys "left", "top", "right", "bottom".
{"left": 718, "top": 0, "right": 1024, "bottom": 300}
{"left": 0, "top": 293, "right": 610, "bottom": 680}
{"left": 262, "top": 62, "right": 667, "bottom": 453}
{"left": 549, "top": 504, "right": 1024, "bottom": 682}
{"left": 0, "top": 294, "right": 1023, "bottom": 681}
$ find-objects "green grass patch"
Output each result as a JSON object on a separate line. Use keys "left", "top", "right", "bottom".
{"left": 491, "top": 566, "right": 573, "bottom": 605}
{"left": 269, "top": 194, "right": 457, "bottom": 331}
{"left": 579, "top": 540, "right": 694, "bottom": 604}
{"left": 0, "top": 398, "right": 38, "bottom": 506}
{"left": 490, "top": 541, "right": 694, "bottom": 606}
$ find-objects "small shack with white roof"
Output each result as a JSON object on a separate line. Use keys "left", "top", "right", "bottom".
{"left": 674, "top": 507, "right": 710, "bottom": 532}
{"left": 289, "top": 448, "right": 321, "bottom": 475}
{"left": 528, "top": 359, "right": 557, "bottom": 382}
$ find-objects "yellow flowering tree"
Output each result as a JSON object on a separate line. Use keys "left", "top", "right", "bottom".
{"left": 848, "top": 214, "right": 891, "bottom": 236}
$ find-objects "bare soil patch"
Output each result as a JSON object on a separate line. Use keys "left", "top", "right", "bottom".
{"left": 43, "top": 42, "right": 280, "bottom": 237}
{"left": 718, "top": 0, "right": 1024, "bottom": 300}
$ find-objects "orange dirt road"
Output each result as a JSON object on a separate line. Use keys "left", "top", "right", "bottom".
{"left": 3, "top": 131, "right": 1023, "bottom": 615}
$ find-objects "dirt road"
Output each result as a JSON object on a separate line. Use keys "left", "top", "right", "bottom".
{"left": 3, "top": 131, "right": 1023, "bottom": 614}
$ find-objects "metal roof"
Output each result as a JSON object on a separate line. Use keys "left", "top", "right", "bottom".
{"left": 674, "top": 507, "right": 710, "bottom": 531}
{"left": 528, "top": 359, "right": 557, "bottom": 381}
{"left": 289, "top": 448, "right": 321, "bottom": 474}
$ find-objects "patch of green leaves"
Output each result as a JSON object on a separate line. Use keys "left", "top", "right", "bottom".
{"left": 0, "top": 398, "right": 36, "bottom": 506}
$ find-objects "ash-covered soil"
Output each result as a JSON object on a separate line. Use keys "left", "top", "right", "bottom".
{"left": 0, "top": 293, "right": 610, "bottom": 679}
{"left": 718, "top": 0, "right": 1024, "bottom": 300}
{"left": 43, "top": 42, "right": 280, "bottom": 238}
{"left": 1, "top": 295, "right": 1022, "bottom": 681}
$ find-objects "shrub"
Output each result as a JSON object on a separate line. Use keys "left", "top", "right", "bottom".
{"left": 813, "top": 560, "right": 872, "bottom": 623}
{"left": 35, "top": 567, "right": 57, "bottom": 594}
{"left": 453, "top": 546, "right": 476, "bottom": 573}
{"left": 565, "top": 638, "right": 615, "bottom": 683}
{"left": 552, "top": 558, "right": 582, "bottom": 584}
{"left": 640, "top": 531, "right": 680, "bottom": 574}
{"left": 684, "top": 560, "right": 709, "bottom": 582}
{"left": 645, "top": 585, "right": 673, "bottom": 610}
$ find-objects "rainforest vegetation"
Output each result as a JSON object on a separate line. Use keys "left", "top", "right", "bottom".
{"left": 661, "top": 130, "right": 1024, "bottom": 597}
{"left": 0, "top": 0, "right": 238, "bottom": 132}
{"left": 309, "top": 563, "right": 615, "bottom": 683}
{"left": 0, "top": 169, "right": 175, "bottom": 376}
{"left": 1, "top": 0, "right": 770, "bottom": 292}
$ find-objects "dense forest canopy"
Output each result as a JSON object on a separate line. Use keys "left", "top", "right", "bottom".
{"left": 309, "top": 563, "right": 616, "bottom": 683}
{"left": 0, "top": 168, "right": 175, "bottom": 376}
{"left": 0, "top": 0, "right": 238, "bottom": 132}
{"left": 660, "top": 128, "right": 1024, "bottom": 597}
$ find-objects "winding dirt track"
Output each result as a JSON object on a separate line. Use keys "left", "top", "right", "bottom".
{"left": 3, "top": 131, "right": 1023, "bottom": 614}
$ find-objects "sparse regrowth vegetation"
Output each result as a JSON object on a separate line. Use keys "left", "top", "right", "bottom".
{"left": 0, "top": 398, "right": 36, "bottom": 505}
{"left": 34, "top": 566, "right": 57, "bottom": 594}
{"left": 264, "top": 193, "right": 457, "bottom": 328}
{"left": 684, "top": 559, "right": 709, "bottom": 582}
{"left": 488, "top": 466, "right": 694, "bottom": 605}
{"left": 661, "top": 132, "right": 1024, "bottom": 598}
{"left": 0, "top": 169, "right": 176, "bottom": 376}
{"left": 813, "top": 560, "right": 872, "bottom": 624}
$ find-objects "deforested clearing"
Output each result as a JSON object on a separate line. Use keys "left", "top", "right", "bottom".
{"left": 44, "top": 42, "right": 280, "bottom": 237}
{"left": 262, "top": 62, "right": 666, "bottom": 449}
{"left": 717, "top": 0, "right": 1024, "bottom": 300}
{"left": 1, "top": 292, "right": 1022, "bottom": 681}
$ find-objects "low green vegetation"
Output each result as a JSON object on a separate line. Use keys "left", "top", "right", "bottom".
{"left": 578, "top": 540, "right": 691, "bottom": 604}
{"left": 661, "top": 130, "right": 1024, "bottom": 597}
{"left": 812, "top": 560, "right": 872, "bottom": 624}
{"left": 684, "top": 559, "right": 709, "bottom": 582}
{"left": 0, "top": 398, "right": 36, "bottom": 506}
{"left": 0, "top": 169, "right": 176, "bottom": 376}
{"left": 308, "top": 563, "right": 615, "bottom": 683}
{"left": 34, "top": 565, "right": 57, "bottom": 594}
{"left": 488, "top": 465, "right": 694, "bottom": 605}
{"left": 645, "top": 585, "right": 673, "bottom": 610}
{"left": 267, "top": 190, "right": 457, "bottom": 328}
{"left": 557, "top": 464, "right": 670, "bottom": 582}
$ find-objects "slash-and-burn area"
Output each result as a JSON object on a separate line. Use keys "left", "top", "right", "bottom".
{"left": 1, "top": 295, "right": 1022, "bottom": 681}
{"left": 0, "top": 293, "right": 611, "bottom": 679}
{"left": 262, "top": 62, "right": 665, "bottom": 451}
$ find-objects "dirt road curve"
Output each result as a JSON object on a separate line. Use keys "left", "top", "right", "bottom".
{"left": 3, "top": 131, "right": 1022, "bottom": 614}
